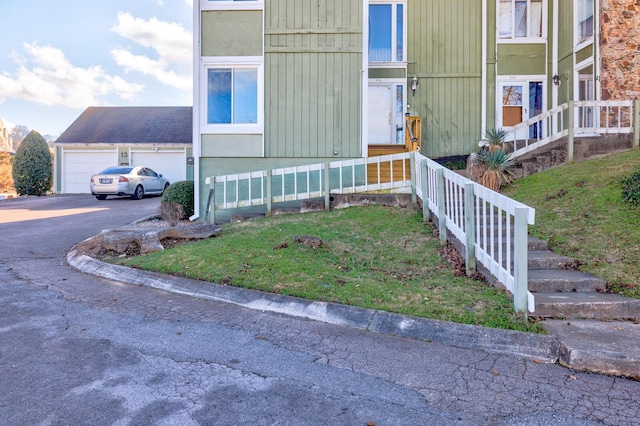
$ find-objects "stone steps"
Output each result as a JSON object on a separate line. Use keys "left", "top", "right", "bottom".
{"left": 534, "top": 292, "right": 640, "bottom": 320}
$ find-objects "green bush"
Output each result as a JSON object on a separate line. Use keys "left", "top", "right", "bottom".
{"left": 621, "top": 171, "right": 640, "bottom": 206}
{"left": 12, "top": 131, "right": 52, "bottom": 196}
{"left": 161, "top": 180, "right": 194, "bottom": 219}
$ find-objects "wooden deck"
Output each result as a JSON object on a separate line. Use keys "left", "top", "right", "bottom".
{"left": 366, "top": 116, "right": 421, "bottom": 184}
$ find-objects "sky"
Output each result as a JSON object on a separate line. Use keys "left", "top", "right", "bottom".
{"left": 0, "top": 0, "right": 193, "bottom": 138}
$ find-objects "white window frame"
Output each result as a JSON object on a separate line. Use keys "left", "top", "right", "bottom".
{"left": 201, "top": 56, "right": 264, "bottom": 134}
{"left": 201, "top": 0, "right": 263, "bottom": 11}
{"left": 574, "top": 0, "right": 594, "bottom": 51}
{"left": 497, "top": 0, "right": 547, "bottom": 43}
{"left": 368, "top": 0, "right": 407, "bottom": 66}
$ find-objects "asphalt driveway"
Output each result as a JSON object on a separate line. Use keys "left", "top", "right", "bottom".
{"left": 0, "top": 194, "right": 638, "bottom": 425}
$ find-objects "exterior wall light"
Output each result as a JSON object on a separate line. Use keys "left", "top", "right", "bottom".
{"left": 411, "top": 75, "right": 419, "bottom": 96}
{"left": 552, "top": 74, "right": 561, "bottom": 86}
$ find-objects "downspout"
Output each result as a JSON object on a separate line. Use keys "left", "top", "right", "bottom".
{"left": 190, "top": 2, "right": 201, "bottom": 221}
{"left": 481, "top": 0, "right": 487, "bottom": 136}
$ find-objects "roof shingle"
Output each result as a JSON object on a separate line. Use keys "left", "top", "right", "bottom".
{"left": 55, "top": 107, "right": 192, "bottom": 145}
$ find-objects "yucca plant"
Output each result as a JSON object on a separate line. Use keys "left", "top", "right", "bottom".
{"left": 483, "top": 128, "right": 510, "bottom": 152}
{"left": 479, "top": 149, "right": 515, "bottom": 191}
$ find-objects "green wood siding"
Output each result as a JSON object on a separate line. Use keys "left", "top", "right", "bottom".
{"left": 497, "top": 44, "right": 547, "bottom": 76}
{"left": 264, "top": 0, "right": 362, "bottom": 159}
{"left": 202, "top": 134, "right": 263, "bottom": 157}
{"left": 201, "top": 11, "right": 263, "bottom": 57}
{"left": 409, "top": 0, "right": 483, "bottom": 157}
{"left": 369, "top": 68, "right": 406, "bottom": 79}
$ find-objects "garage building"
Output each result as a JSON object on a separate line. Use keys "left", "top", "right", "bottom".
{"left": 54, "top": 107, "right": 193, "bottom": 194}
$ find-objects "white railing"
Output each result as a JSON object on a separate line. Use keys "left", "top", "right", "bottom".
{"left": 416, "top": 153, "right": 535, "bottom": 313}
{"left": 205, "top": 152, "right": 413, "bottom": 222}
{"left": 510, "top": 100, "right": 639, "bottom": 160}
{"left": 207, "top": 151, "right": 535, "bottom": 314}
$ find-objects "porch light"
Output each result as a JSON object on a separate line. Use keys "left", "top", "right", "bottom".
{"left": 411, "top": 75, "right": 419, "bottom": 96}
{"left": 552, "top": 74, "right": 561, "bottom": 86}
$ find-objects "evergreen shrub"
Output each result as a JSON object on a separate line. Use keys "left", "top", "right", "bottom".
{"left": 161, "top": 180, "right": 194, "bottom": 219}
{"left": 12, "top": 131, "right": 52, "bottom": 196}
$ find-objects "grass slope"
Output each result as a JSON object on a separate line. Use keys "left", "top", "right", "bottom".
{"left": 505, "top": 149, "right": 640, "bottom": 298}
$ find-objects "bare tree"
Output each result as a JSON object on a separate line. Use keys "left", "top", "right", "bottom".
{"left": 10, "top": 125, "right": 30, "bottom": 151}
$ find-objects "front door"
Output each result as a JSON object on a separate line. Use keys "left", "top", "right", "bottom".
{"left": 498, "top": 80, "right": 544, "bottom": 139}
{"left": 368, "top": 82, "right": 405, "bottom": 145}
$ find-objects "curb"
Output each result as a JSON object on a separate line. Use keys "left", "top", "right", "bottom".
{"left": 67, "top": 245, "right": 561, "bottom": 363}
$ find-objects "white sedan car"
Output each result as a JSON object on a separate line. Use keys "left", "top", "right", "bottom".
{"left": 90, "top": 166, "right": 170, "bottom": 200}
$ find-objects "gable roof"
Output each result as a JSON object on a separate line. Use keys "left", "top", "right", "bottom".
{"left": 55, "top": 107, "right": 192, "bottom": 145}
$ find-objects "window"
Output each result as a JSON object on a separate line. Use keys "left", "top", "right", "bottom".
{"left": 498, "top": 0, "right": 544, "bottom": 40}
{"left": 202, "top": 58, "right": 263, "bottom": 133}
{"left": 576, "top": 0, "right": 594, "bottom": 44}
{"left": 369, "top": 2, "right": 405, "bottom": 62}
{"left": 207, "top": 68, "right": 258, "bottom": 125}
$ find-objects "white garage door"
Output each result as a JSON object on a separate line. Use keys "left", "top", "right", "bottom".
{"left": 131, "top": 151, "right": 186, "bottom": 187}
{"left": 63, "top": 150, "right": 117, "bottom": 194}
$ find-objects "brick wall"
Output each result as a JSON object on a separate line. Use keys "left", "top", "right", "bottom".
{"left": 600, "top": 0, "right": 640, "bottom": 100}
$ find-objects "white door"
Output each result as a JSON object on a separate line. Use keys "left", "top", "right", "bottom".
{"left": 62, "top": 150, "right": 117, "bottom": 194}
{"left": 130, "top": 151, "right": 186, "bottom": 186}
{"left": 498, "top": 81, "right": 544, "bottom": 140}
{"left": 368, "top": 82, "right": 405, "bottom": 145}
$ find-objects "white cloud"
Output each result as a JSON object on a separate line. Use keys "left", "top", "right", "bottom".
{"left": 0, "top": 43, "right": 144, "bottom": 108}
{"left": 110, "top": 12, "right": 192, "bottom": 91}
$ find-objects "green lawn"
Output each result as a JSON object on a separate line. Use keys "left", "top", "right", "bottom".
{"left": 115, "top": 205, "right": 542, "bottom": 333}
{"left": 505, "top": 149, "right": 640, "bottom": 298}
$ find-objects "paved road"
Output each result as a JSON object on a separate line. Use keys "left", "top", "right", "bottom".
{"left": 0, "top": 195, "right": 638, "bottom": 425}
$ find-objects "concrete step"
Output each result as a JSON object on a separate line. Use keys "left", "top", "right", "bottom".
{"left": 533, "top": 292, "right": 640, "bottom": 319}
{"left": 541, "top": 319, "right": 640, "bottom": 379}
{"left": 528, "top": 269, "right": 606, "bottom": 292}
{"left": 528, "top": 250, "right": 575, "bottom": 270}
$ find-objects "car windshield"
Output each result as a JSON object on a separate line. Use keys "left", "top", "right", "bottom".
{"left": 100, "top": 167, "right": 133, "bottom": 175}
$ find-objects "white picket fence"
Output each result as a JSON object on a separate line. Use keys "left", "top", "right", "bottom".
{"left": 206, "top": 151, "right": 535, "bottom": 313}
{"left": 415, "top": 153, "right": 535, "bottom": 313}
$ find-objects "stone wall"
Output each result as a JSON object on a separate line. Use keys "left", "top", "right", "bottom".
{"left": 600, "top": 0, "right": 640, "bottom": 100}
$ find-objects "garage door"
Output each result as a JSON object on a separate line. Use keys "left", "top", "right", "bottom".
{"left": 62, "top": 150, "right": 117, "bottom": 194}
{"left": 131, "top": 151, "right": 186, "bottom": 187}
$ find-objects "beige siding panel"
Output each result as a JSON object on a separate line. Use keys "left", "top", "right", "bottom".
{"left": 409, "top": 0, "right": 482, "bottom": 157}
{"left": 201, "top": 11, "right": 263, "bottom": 57}
{"left": 264, "top": 0, "right": 362, "bottom": 159}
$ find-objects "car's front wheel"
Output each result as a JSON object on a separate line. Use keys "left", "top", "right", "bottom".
{"left": 131, "top": 185, "right": 144, "bottom": 200}
{"left": 95, "top": 195, "right": 107, "bottom": 200}
{"left": 162, "top": 182, "right": 170, "bottom": 195}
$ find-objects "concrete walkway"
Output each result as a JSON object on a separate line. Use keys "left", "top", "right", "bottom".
{"left": 67, "top": 217, "right": 640, "bottom": 379}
